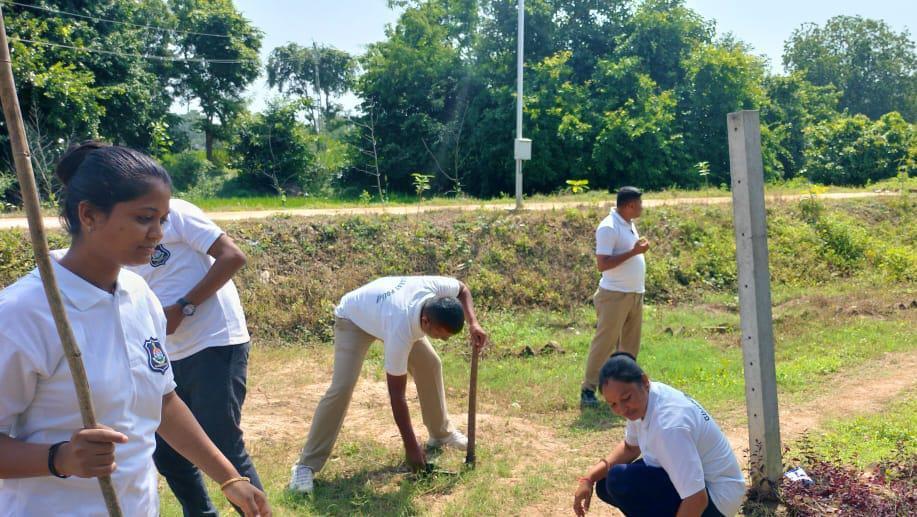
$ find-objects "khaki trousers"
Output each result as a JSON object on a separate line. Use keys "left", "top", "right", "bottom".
{"left": 582, "top": 288, "right": 644, "bottom": 391}
{"left": 298, "top": 317, "right": 454, "bottom": 472}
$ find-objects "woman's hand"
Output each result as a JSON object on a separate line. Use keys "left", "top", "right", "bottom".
{"left": 56, "top": 426, "right": 128, "bottom": 478}
{"left": 222, "top": 480, "right": 271, "bottom": 517}
{"left": 573, "top": 478, "right": 593, "bottom": 517}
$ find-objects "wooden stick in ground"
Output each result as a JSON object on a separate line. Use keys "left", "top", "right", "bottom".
{"left": 465, "top": 343, "right": 480, "bottom": 467}
{"left": 0, "top": 8, "right": 123, "bottom": 517}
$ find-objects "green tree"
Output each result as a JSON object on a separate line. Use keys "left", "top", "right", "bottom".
{"left": 784, "top": 16, "right": 916, "bottom": 121}
{"left": 803, "top": 112, "right": 915, "bottom": 185}
{"left": 171, "top": 0, "right": 262, "bottom": 160}
{"left": 761, "top": 73, "right": 840, "bottom": 178}
{"left": 0, "top": 0, "right": 188, "bottom": 206}
{"left": 230, "top": 99, "right": 322, "bottom": 195}
{"left": 523, "top": 50, "right": 594, "bottom": 192}
{"left": 678, "top": 42, "right": 769, "bottom": 183}
{"left": 590, "top": 56, "right": 686, "bottom": 189}
{"left": 354, "top": 2, "right": 468, "bottom": 193}
{"left": 2, "top": 1, "right": 178, "bottom": 150}
{"left": 266, "top": 42, "right": 357, "bottom": 129}
{"left": 617, "top": 0, "right": 713, "bottom": 90}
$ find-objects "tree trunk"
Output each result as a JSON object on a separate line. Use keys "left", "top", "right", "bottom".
{"left": 205, "top": 130, "right": 214, "bottom": 161}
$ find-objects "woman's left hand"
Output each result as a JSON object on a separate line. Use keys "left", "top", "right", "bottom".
{"left": 223, "top": 481, "right": 271, "bottom": 517}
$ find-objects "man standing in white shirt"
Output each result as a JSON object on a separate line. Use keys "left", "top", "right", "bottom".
{"left": 288, "top": 276, "right": 488, "bottom": 494}
{"left": 129, "top": 198, "right": 263, "bottom": 516}
{"left": 581, "top": 187, "right": 649, "bottom": 409}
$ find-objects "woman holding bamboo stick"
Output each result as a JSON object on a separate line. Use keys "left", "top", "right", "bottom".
{"left": 0, "top": 142, "right": 270, "bottom": 516}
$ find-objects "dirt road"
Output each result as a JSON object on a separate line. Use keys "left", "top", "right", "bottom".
{"left": 0, "top": 191, "right": 893, "bottom": 230}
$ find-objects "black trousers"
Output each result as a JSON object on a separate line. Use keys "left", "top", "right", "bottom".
{"left": 594, "top": 459, "right": 726, "bottom": 517}
{"left": 154, "top": 343, "right": 263, "bottom": 517}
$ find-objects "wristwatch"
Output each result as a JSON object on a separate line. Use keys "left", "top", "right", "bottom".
{"left": 177, "top": 297, "right": 197, "bottom": 316}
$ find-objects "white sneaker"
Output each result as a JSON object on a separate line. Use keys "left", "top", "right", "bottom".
{"left": 288, "top": 464, "right": 314, "bottom": 494}
{"left": 427, "top": 430, "right": 468, "bottom": 451}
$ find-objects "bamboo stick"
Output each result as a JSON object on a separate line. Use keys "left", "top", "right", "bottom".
{"left": 465, "top": 344, "right": 479, "bottom": 468}
{"left": 0, "top": 8, "right": 122, "bottom": 516}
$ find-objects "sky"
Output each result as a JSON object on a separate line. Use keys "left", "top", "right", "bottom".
{"left": 233, "top": 0, "right": 915, "bottom": 113}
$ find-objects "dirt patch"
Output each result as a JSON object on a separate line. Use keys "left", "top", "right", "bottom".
{"left": 244, "top": 371, "right": 417, "bottom": 449}
{"left": 237, "top": 343, "right": 915, "bottom": 515}
{"left": 775, "top": 293, "right": 915, "bottom": 321}
{"left": 725, "top": 350, "right": 917, "bottom": 464}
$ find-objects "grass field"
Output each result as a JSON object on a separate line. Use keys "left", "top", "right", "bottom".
{"left": 805, "top": 391, "right": 916, "bottom": 468}
{"left": 158, "top": 278, "right": 916, "bottom": 516}
{"left": 182, "top": 176, "right": 914, "bottom": 212}
{"left": 2, "top": 175, "right": 912, "bottom": 217}
{"left": 1, "top": 192, "right": 912, "bottom": 515}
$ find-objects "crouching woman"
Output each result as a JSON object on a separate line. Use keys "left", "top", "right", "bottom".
{"left": 572, "top": 353, "right": 745, "bottom": 517}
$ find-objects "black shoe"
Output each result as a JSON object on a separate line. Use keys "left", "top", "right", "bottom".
{"left": 580, "top": 388, "right": 600, "bottom": 409}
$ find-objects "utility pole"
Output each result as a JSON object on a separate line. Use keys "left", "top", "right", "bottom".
{"left": 513, "top": 0, "right": 531, "bottom": 210}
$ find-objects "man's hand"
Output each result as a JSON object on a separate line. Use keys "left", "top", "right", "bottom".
{"left": 406, "top": 443, "right": 427, "bottom": 471}
{"left": 222, "top": 480, "right": 272, "bottom": 517}
{"left": 469, "top": 323, "right": 488, "bottom": 351}
{"left": 163, "top": 304, "right": 185, "bottom": 335}
{"left": 573, "top": 478, "right": 594, "bottom": 516}
{"left": 632, "top": 238, "right": 649, "bottom": 255}
{"left": 56, "top": 426, "right": 129, "bottom": 478}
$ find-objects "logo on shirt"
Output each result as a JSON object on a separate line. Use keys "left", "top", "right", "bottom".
{"left": 688, "top": 396, "right": 711, "bottom": 422}
{"left": 143, "top": 337, "right": 170, "bottom": 374}
{"left": 376, "top": 278, "right": 407, "bottom": 303}
{"left": 150, "top": 244, "right": 171, "bottom": 267}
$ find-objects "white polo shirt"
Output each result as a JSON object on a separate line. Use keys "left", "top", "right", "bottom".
{"left": 596, "top": 209, "right": 645, "bottom": 293}
{"left": 128, "top": 198, "right": 250, "bottom": 361}
{"left": 334, "top": 276, "right": 462, "bottom": 376}
{"left": 0, "top": 260, "right": 176, "bottom": 516}
{"left": 624, "top": 382, "right": 745, "bottom": 516}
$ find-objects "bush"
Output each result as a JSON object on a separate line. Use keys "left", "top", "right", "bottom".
{"left": 803, "top": 112, "right": 916, "bottom": 186}
{"left": 2, "top": 198, "right": 912, "bottom": 344}
{"left": 778, "top": 435, "right": 916, "bottom": 516}
{"left": 230, "top": 99, "right": 331, "bottom": 196}
{"left": 0, "top": 170, "right": 17, "bottom": 211}
{"left": 159, "top": 150, "right": 218, "bottom": 192}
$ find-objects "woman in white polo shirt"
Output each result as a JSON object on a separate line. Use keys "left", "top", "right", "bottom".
{"left": 0, "top": 142, "right": 269, "bottom": 516}
{"left": 572, "top": 353, "right": 745, "bottom": 517}
{"left": 127, "top": 197, "right": 263, "bottom": 516}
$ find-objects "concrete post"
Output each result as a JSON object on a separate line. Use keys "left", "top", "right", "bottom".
{"left": 727, "top": 110, "right": 782, "bottom": 499}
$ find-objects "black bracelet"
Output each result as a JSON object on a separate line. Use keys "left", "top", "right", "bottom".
{"left": 48, "top": 441, "right": 70, "bottom": 478}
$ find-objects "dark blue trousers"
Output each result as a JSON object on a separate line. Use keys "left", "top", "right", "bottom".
{"left": 595, "top": 459, "right": 725, "bottom": 517}
{"left": 154, "top": 342, "right": 263, "bottom": 517}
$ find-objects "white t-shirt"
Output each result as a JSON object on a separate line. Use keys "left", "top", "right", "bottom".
{"left": 128, "top": 198, "right": 250, "bottom": 361}
{"left": 334, "top": 276, "right": 462, "bottom": 376}
{"left": 624, "top": 382, "right": 745, "bottom": 516}
{"left": 596, "top": 209, "right": 645, "bottom": 293}
{"left": 0, "top": 261, "right": 176, "bottom": 516}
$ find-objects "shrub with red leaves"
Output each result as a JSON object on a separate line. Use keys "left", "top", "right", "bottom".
{"left": 779, "top": 434, "right": 916, "bottom": 516}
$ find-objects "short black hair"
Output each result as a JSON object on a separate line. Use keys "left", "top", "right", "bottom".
{"left": 424, "top": 297, "right": 465, "bottom": 334}
{"left": 55, "top": 141, "right": 172, "bottom": 236}
{"left": 616, "top": 186, "right": 643, "bottom": 208}
{"left": 598, "top": 352, "right": 645, "bottom": 392}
